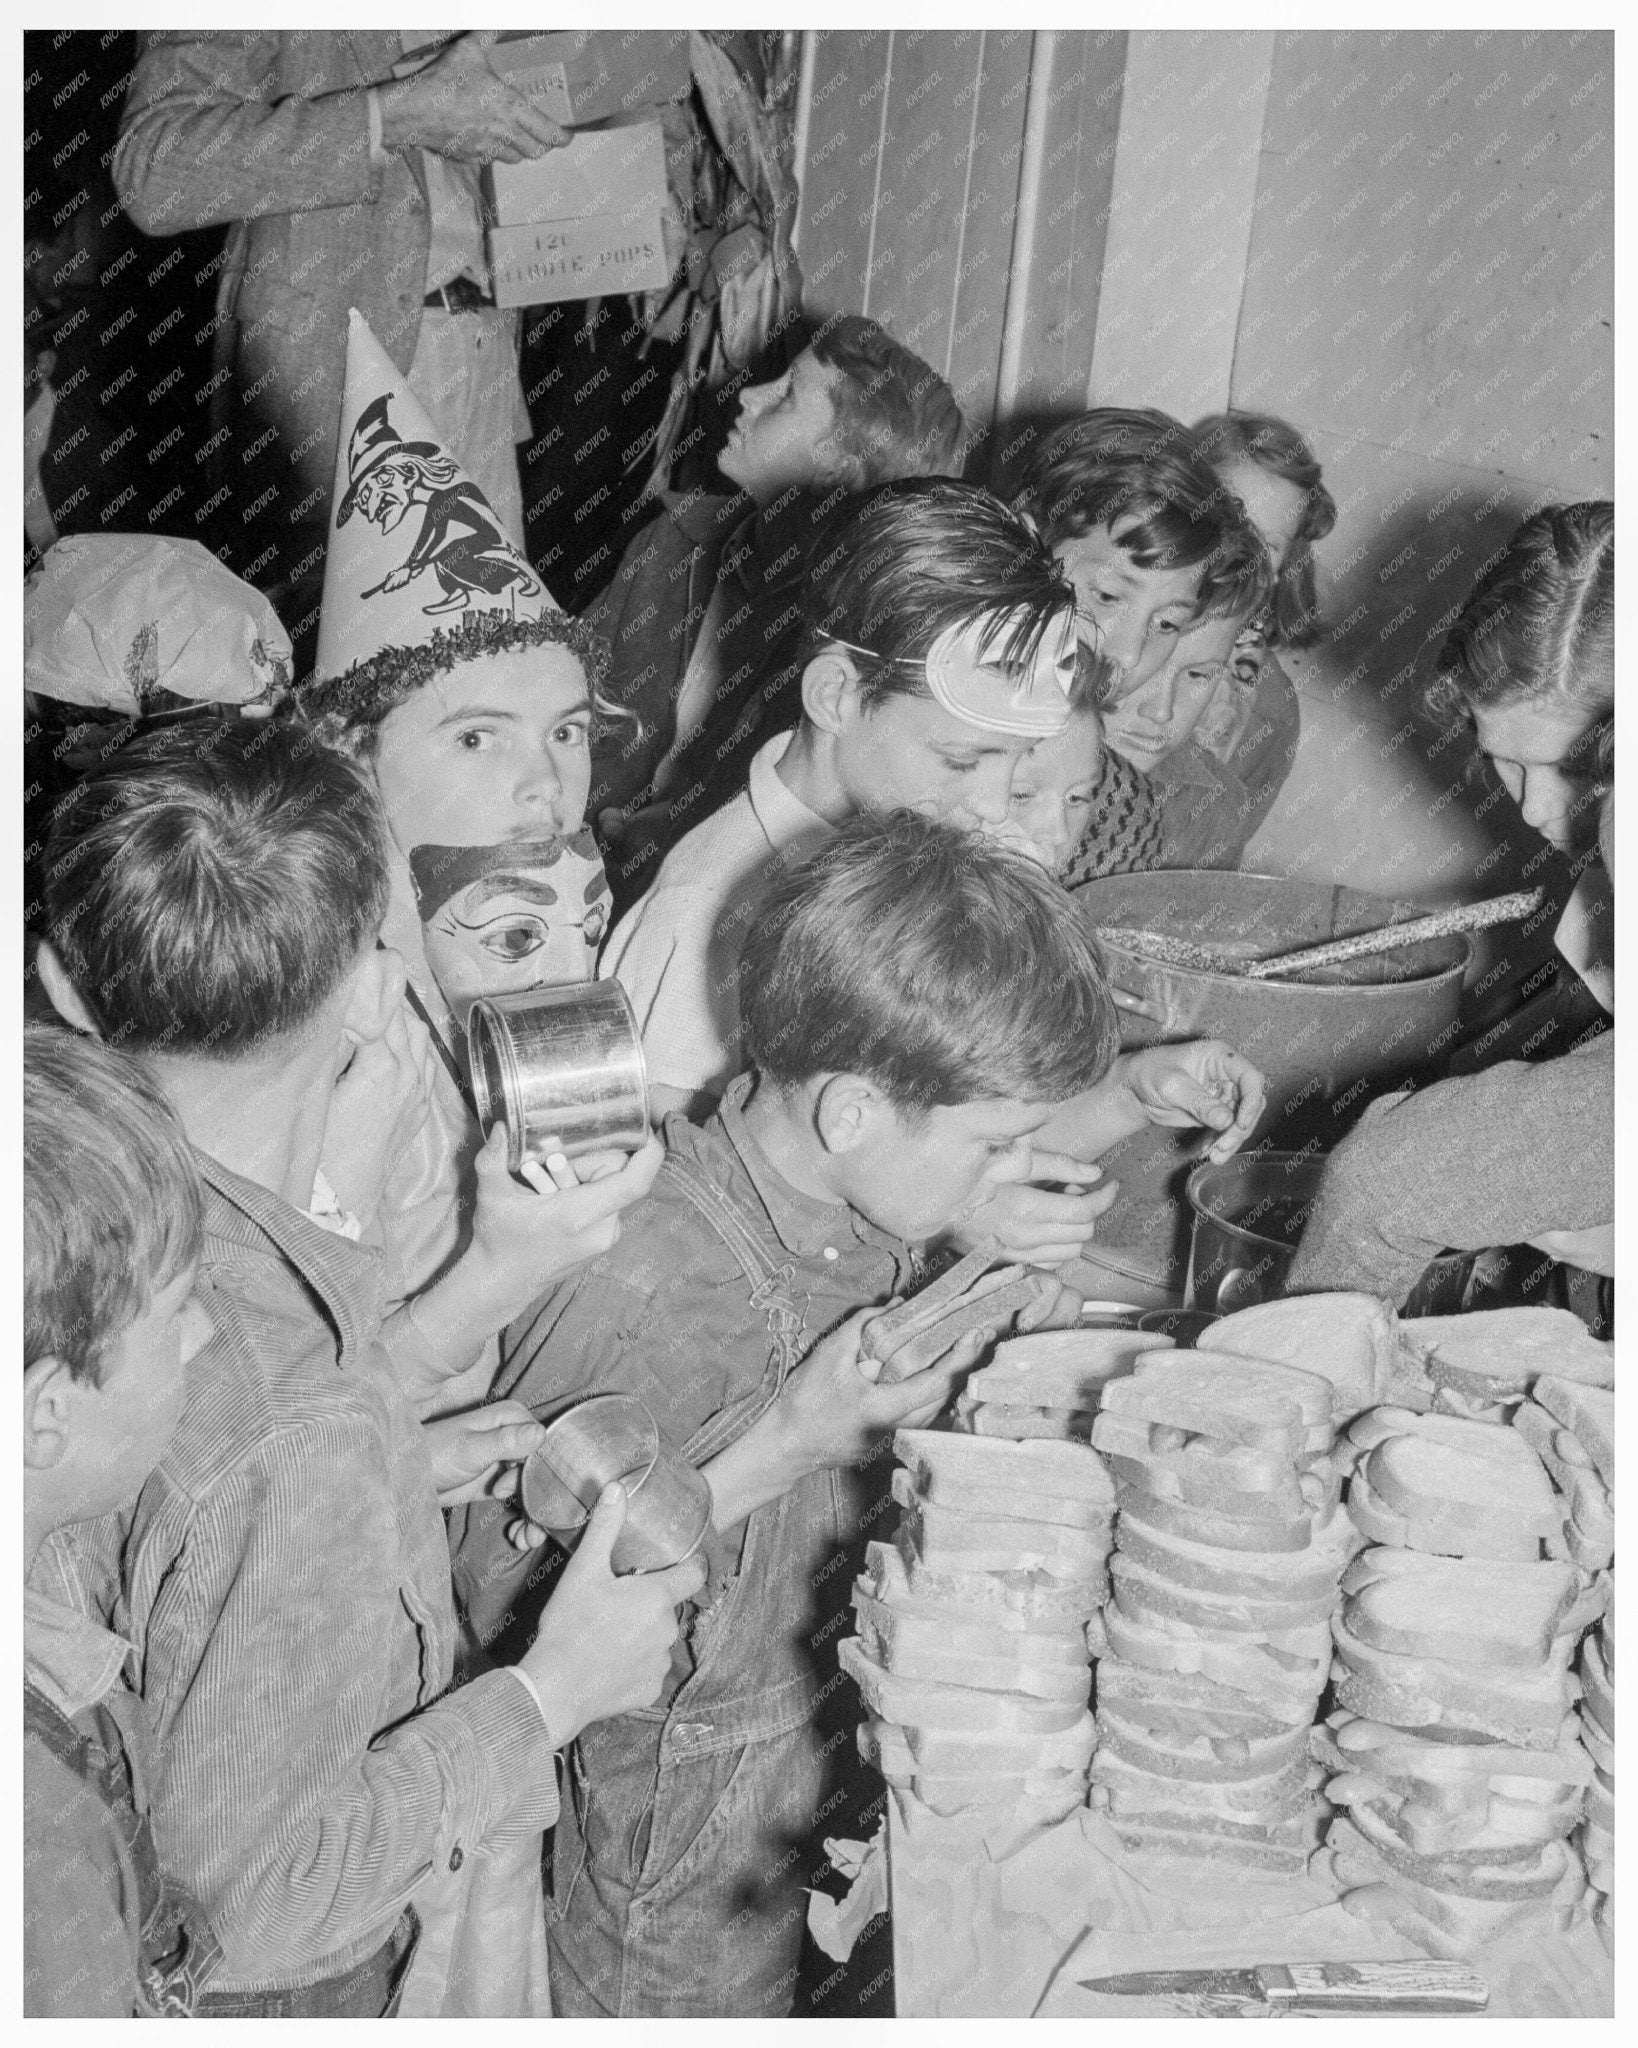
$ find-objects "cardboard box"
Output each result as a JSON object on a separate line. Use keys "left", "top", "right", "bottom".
{"left": 483, "top": 124, "right": 671, "bottom": 307}
{"left": 487, "top": 30, "right": 692, "bottom": 128}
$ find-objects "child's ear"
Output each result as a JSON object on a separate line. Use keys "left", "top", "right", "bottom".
{"left": 35, "top": 943, "right": 101, "bottom": 1037}
{"left": 812, "top": 1073, "right": 880, "bottom": 1155}
{"left": 800, "top": 647, "right": 863, "bottom": 736}
{"left": 341, "top": 942, "right": 407, "bottom": 1047}
{"left": 23, "top": 1356, "right": 75, "bottom": 1473}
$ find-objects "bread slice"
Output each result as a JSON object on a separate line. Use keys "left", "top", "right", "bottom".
{"left": 1344, "top": 1461, "right": 1544, "bottom": 1565}
{"left": 964, "top": 1326, "right": 1167, "bottom": 1408}
{"left": 1204, "top": 1293, "right": 1399, "bottom": 1418}
{"left": 871, "top": 1536, "right": 1103, "bottom": 1631}
{"left": 1403, "top": 1307, "right": 1614, "bottom": 1401}
{"left": 1098, "top": 1353, "right": 1331, "bottom": 1453}
{"left": 859, "top": 1705, "right": 1097, "bottom": 1778}
{"left": 1113, "top": 1479, "right": 1315, "bottom": 1554}
{"left": 860, "top": 1716, "right": 1092, "bottom": 1817}
{"left": 1116, "top": 1495, "right": 1354, "bottom": 1601}
{"left": 1336, "top": 1800, "right": 1580, "bottom": 1902}
{"left": 1512, "top": 1401, "right": 1615, "bottom": 1571}
{"left": 1334, "top": 1873, "right": 1548, "bottom": 1963}
{"left": 1112, "top": 1821, "right": 1313, "bottom": 1874}
{"left": 1321, "top": 1714, "right": 1594, "bottom": 1792}
{"left": 1359, "top": 1415, "right": 1560, "bottom": 1555}
{"left": 893, "top": 1426, "right": 1115, "bottom": 1518}
{"left": 1095, "top": 1656, "right": 1315, "bottom": 1737}
{"left": 1110, "top": 1551, "right": 1338, "bottom": 1639}
{"left": 1341, "top": 1549, "right": 1581, "bottom": 1669}
{"left": 839, "top": 1637, "right": 1088, "bottom": 1734}
{"left": 953, "top": 1397, "right": 1095, "bottom": 1443}
{"left": 852, "top": 1592, "right": 1091, "bottom": 1704}
{"left": 1531, "top": 1375, "right": 1614, "bottom": 1486}
{"left": 890, "top": 1472, "right": 1114, "bottom": 1577}
{"left": 1093, "top": 1422, "right": 1309, "bottom": 1520}
{"left": 1090, "top": 1740, "right": 1314, "bottom": 1819}
{"left": 1104, "top": 1603, "right": 1330, "bottom": 1702}
{"left": 1330, "top": 1614, "right": 1579, "bottom": 1748}
{"left": 1579, "top": 1628, "right": 1614, "bottom": 1742}
{"left": 1096, "top": 1706, "right": 1311, "bottom": 1783}
{"left": 865, "top": 1261, "right": 1057, "bottom": 1380}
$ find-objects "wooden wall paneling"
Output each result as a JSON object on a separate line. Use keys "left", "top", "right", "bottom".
{"left": 795, "top": 31, "right": 895, "bottom": 319}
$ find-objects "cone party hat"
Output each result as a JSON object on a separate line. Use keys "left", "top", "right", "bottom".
{"left": 314, "top": 309, "right": 555, "bottom": 680}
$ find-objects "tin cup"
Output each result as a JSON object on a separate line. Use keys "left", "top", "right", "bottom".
{"left": 519, "top": 1393, "right": 711, "bottom": 1576}
{"left": 468, "top": 982, "right": 649, "bottom": 1173}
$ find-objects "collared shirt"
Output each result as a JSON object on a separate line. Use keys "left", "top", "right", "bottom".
{"left": 600, "top": 731, "right": 834, "bottom": 1097}
{"left": 483, "top": 1074, "right": 916, "bottom": 1688}
{"left": 65, "top": 1152, "right": 558, "bottom": 1996}
{"left": 26, "top": 1544, "right": 135, "bottom": 1722}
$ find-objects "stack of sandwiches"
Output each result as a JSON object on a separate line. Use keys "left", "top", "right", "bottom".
{"left": 953, "top": 1327, "right": 1165, "bottom": 1441}
{"left": 1319, "top": 1404, "right": 1599, "bottom": 1956}
{"left": 1576, "top": 1598, "right": 1614, "bottom": 1952}
{"left": 1086, "top": 1348, "right": 1353, "bottom": 1874}
{"left": 840, "top": 1426, "right": 1113, "bottom": 1822}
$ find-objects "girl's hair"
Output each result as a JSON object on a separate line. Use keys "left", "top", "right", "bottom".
{"left": 1020, "top": 409, "right": 1271, "bottom": 629}
{"left": 25, "top": 1023, "right": 203, "bottom": 1385}
{"left": 1427, "top": 502, "right": 1614, "bottom": 740}
{"left": 1192, "top": 410, "right": 1337, "bottom": 648}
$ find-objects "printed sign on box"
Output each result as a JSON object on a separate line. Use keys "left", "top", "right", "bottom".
{"left": 486, "top": 30, "right": 692, "bottom": 127}
{"left": 483, "top": 124, "right": 671, "bottom": 308}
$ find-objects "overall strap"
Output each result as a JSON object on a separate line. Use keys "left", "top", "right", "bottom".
{"left": 658, "top": 1153, "right": 805, "bottom": 1465}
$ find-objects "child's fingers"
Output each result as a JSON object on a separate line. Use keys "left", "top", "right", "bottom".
{"left": 542, "top": 1150, "right": 578, "bottom": 1190}
{"left": 506, "top": 1514, "right": 548, "bottom": 1553}
{"left": 518, "top": 1159, "right": 554, "bottom": 1196}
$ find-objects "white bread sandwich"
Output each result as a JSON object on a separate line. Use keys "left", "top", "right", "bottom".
{"left": 1090, "top": 1415, "right": 1313, "bottom": 1518}
{"left": 1115, "top": 1493, "right": 1356, "bottom": 1601}
{"left": 964, "top": 1327, "right": 1168, "bottom": 1408}
{"left": 1201, "top": 1292, "right": 1401, "bottom": 1418}
{"left": 1511, "top": 1397, "right": 1614, "bottom": 1571}
{"left": 862, "top": 1255, "right": 1057, "bottom": 1381}
{"left": 1098, "top": 1352, "right": 1334, "bottom": 1454}
{"left": 869, "top": 1536, "right": 1103, "bottom": 1631}
{"left": 851, "top": 1588, "right": 1091, "bottom": 1703}
{"left": 890, "top": 1472, "right": 1112, "bottom": 1579}
{"left": 1329, "top": 1614, "right": 1579, "bottom": 1749}
{"left": 1110, "top": 1551, "right": 1337, "bottom": 1639}
{"left": 1531, "top": 1375, "right": 1614, "bottom": 1486}
{"left": 892, "top": 1427, "right": 1115, "bottom": 1524}
{"left": 1112, "top": 1479, "right": 1315, "bottom": 1554}
{"left": 857, "top": 1704, "right": 1097, "bottom": 1781}
{"left": 1347, "top": 1418, "right": 1560, "bottom": 1562}
{"left": 1096, "top": 1706, "right": 1310, "bottom": 1783}
{"left": 954, "top": 1400, "right": 1093, "bottom": 1442}
{"left": 1340, "top": 1548, "right": 1582, "bottom": 1670}
{"left": 839, "top": 1636, "right": 1088, "bottom": 1735}
{"left": 1105, "top": 1602, "right": 1331, "bottom": 1702}
{"left": 1095, "top": 1656, "right": 1316, "bottom": 1739}
{"left": 1401, "top": 1307, "right": 1614, "bottom": 1407}
{"left": 860, "top": 1715, "right": 1090, "bottom": 1821}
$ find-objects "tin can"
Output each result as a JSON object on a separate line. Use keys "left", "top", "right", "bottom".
{"left": 520, "top": 1392, "right": 711, "bottom": 1576}
{"left": 467, "top": 981, "right": 649, "bottom": 1172}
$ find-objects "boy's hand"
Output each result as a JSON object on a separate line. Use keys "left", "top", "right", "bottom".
{"left": 424, "top": 1400, "right": 544, "bottom": 1506}
{"left": 379, "top": 32, "right": 569, "bottom": 164}
{"left": 761, "top": 1309, "right": 991, "bottom": 1477}
{"left": 952, "top": 1153, "right": 1119, "bottom": 1267}
{"left": 1117, "top": 1041, "right": 1266, "bottom": 1162}
{"left": 518, "top": 1483, "right": 705, "bottom": 1747}
{"left": 465, "top": 1128, "right": 665, "bottom": 1319}
{"left": 321, "top": 1002, "right": 439, "bottom": 1226}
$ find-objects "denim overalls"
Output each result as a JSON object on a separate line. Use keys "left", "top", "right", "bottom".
{"left": 546, "top": 1152, "right": 859, "bottom": 2018}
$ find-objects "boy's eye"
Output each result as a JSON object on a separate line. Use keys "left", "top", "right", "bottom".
{"left": 456, "top": 728, "right": 496, "bottom": 752}
{"left": 553, "top": 722, "right": 589, "bottom": 749}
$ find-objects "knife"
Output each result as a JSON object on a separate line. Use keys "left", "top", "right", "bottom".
{"left": 1076, "top": 1959, "right": 1489, "bottom": 2011}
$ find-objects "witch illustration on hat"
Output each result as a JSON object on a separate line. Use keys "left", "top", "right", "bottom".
{"left": 307, "top": 311, "right": 613, "bottom": 1071}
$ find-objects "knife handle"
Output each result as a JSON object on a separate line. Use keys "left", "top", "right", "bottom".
{"left": 1263, "top": 1961, "right": 1489, "bottom": 2009}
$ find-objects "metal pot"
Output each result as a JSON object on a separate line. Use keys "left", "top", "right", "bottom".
{"left": 468, "top": 981, "right": 649, "bottom": 1173}
{"left": 1061, "top": 872, "right": 1472, "bottom": 1307}
{"left": 1185, "top": 1150, "right": 1328, "bottom": 1314}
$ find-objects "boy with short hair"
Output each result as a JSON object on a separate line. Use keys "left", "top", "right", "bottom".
{"left": 463, "top": 813, "right": 1114, "bottom": 2015}
{"left": 24, "top": 1025, "right": 219, "bottom": 2016}
{"left": 588, "top": 311, "right": 966, "bottom": 872}
{"left": 37, "top": 721, "right": 701, "bottom": 2015}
